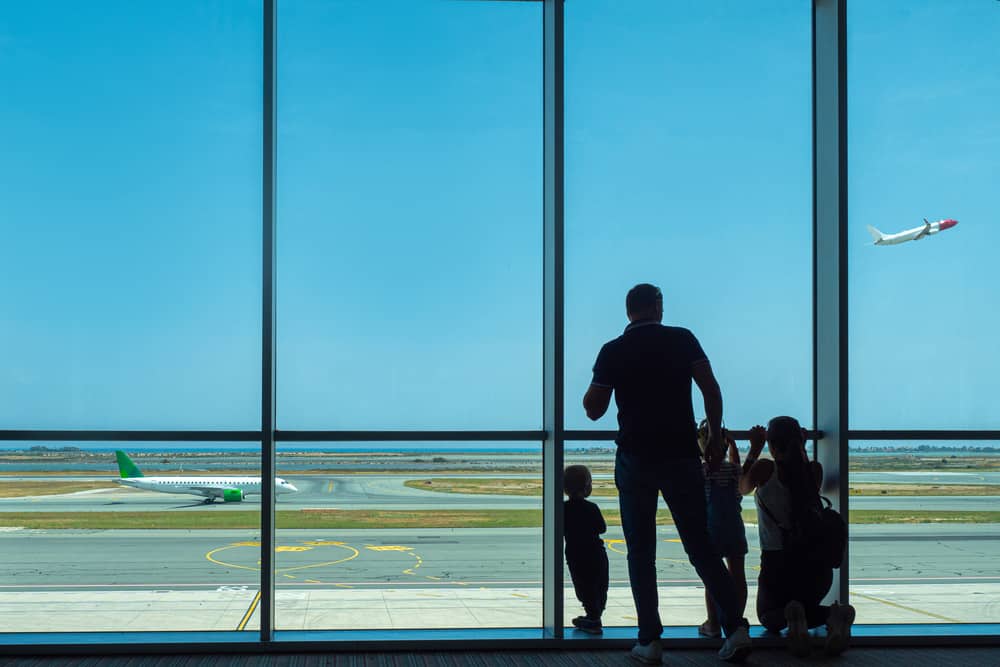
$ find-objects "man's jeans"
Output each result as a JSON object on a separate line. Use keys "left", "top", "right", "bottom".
{"left": 616, "top": 449, "right": 744, "bottom": 643}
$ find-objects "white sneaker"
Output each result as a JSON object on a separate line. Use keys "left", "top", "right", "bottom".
{"left": 825, "top": 601, "right": 856, "bottom": 656}
{"left": 717, "top": 624, "right": 752, "bottom": 662}
{"left": 628, "top": 639, "right": 663, "bottom": 665}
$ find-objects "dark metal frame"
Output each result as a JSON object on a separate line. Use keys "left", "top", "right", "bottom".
{"left": 2, "top": 0, "right": 998, "bottom": 651}
{"left": 542, "top": 0, "right": 565, "bottom": 640}
{"left": 813, "top": 0, "right": 850, "bottom": 605}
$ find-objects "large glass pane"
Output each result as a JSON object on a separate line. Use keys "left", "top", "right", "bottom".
{"left": 848, "top": 439, "right": 1000, "bottom": 624}
{"left": 277, "top": 0, "right": 542, "bottom": 431}
{"left": 565, "top": 1, "right": 812, "bottom": 433}
{"left": 0, "top": 2, "right": 262, "bottom": 430}
{"left": 274, "top": 441, "right": 542, "bottom": 631}
{"left": 848, "top": 1, "right": 1000, "bottom": 429}
{"left": 564, "top": 0, "right": 811, "bottom": 633}
{"left": 0, "top": 441, "right": 261, "bottom": 633}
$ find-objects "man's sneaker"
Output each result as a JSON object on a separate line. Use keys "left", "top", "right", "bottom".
{"left": 784, "top": 600, "right": 811, "bottom": 657}
{"left": 824, "top": 601, "right": 856, "bottom": 656}
{"left": 717, "top": 624, "right": 752, "bottom": 662}
{"left": 628, "top": 639, "right": 663, "bottom": 665}
{"left": 571, "top": 616, "right": 603, "bottom": 635}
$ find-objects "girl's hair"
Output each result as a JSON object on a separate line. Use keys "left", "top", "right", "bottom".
{"left": 766, "top": 416, "right": 819, "bottom": 523}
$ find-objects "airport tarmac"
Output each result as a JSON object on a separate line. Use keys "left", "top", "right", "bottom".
{"left": 0, "top": 526, "right": 997, "bottom": 633}
{"left": 1, "top": 476, "right": 999, "bottom": 634}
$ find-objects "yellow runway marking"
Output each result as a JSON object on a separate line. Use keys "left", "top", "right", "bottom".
{"left": 326, "top": 481, "right": 334, "bottom": 493}
{"left": 851, "top": 591, "right": 961, "bottom": 623}
{"left": 206, "top": 541, "right": 360, "bottom": 575}
{"left": 604, "top": 539, "right": 627, "bottom": 555}
{"left": 365, "top": 545, "right": 413, "bottom": 552}
{"left": 236, "top": 590, "right": 260, "bottom": 631}
{"left": 511, "top": 593, "right": 529, "bottom": 599}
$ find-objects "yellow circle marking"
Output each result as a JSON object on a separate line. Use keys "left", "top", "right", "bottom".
{"left": 206, "top": 541, "right": 359, "bottom": 574}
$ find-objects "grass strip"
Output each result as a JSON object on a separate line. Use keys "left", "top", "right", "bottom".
{"left": 1, "top": 509, "right": 1000, "bottom": 530}
{"left": 405, "top": 478, "right": 1000, "bottom": 498}
{"left": 0, "top": 482, "right": 119, "bottom": 498}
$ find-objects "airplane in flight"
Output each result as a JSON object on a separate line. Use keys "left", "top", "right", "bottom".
{"left": 867, "top": 218, "right": 958, "bottom": 246}
{"left": 114, "top": 450, "right": 298, "bottom": 504}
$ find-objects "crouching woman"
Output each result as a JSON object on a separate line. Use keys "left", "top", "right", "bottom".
{"left": 740, "top": 416, "right": 855, "bottom": 657}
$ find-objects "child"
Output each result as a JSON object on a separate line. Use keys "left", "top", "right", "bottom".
{"left": 563, "top": 464, "right": 609, "bottom": 634}
{"left": 696, "top": 420, "right": 748, "bottom": 640}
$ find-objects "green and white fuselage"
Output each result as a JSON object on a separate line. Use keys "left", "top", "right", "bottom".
{"left": 114, "top": 450, "right": 298, "bottom": 503}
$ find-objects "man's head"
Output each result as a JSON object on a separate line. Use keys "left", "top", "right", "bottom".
{"left": 626, "top": 283, "right": 663, "bottom": 323}
{"left": 564, "top": 464, "right": 592, "bottom": 498}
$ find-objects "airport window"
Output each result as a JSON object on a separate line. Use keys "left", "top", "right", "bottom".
{"left": 845, "top": 1, "right": 1000, "bottom": 629}
{"left": 2, "top": 0, "right": 998, "bottom": 650}
{"left": 275, "top": 441, "right": 543, "bottom": 632}
{"left": 0, "top": 1, "right": 263, "bottom": 431}
{"left": 563, "top": 0, "right": 811, "bottom": 632}
{"left": 847, "top": 1, "right": 1000, "bottom": 430}
{"left": 846, "top": 439, "right": 1000, "bottom": 625}
{"left": 275, "top": 0, "right": 542, "bottom": 431}
{"left": 0, "top": 443, "right": 262, "bottom": 633}
{"left": 273, "top": 0, "right": 542, "bottom": 632}
{"left": 564, "top": 0, "right": 812, "bottom": 433}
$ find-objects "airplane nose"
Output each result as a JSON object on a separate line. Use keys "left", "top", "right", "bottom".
{"left": 287, "top": 483, "right": 298, "bottom": 492}
{"left": 939, "top": 218, "right": 958, "bottom": 230}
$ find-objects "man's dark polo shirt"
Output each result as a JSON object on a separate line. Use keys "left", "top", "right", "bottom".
{"left": 591, "top": 320, "right": 708, "bottom": 460}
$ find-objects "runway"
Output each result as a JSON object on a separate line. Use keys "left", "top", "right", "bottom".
{"left": 2, "top": 525, "right": 999, "bottom": 592}
{"left": 2, "top": 474, "right": 998, "bottom": 512}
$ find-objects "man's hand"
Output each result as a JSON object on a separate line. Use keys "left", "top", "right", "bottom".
{"left": 705, "top": 429, "right": 725, "bottom": 471}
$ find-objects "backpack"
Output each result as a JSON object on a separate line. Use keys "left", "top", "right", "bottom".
{"left": 759, "top": 494, "right": 847, "bottom": 569}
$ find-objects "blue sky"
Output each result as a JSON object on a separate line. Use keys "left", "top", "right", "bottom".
{"left": 1, "top": 1, "right": 996, "bottom": 436}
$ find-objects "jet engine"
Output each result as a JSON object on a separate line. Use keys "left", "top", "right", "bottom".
{"left": 222, "top": 488, "right": 244, "bottom": 503}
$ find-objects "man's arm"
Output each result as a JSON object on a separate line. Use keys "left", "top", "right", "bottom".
{"left": 692, "top": 360, "right": 724, "bottom": 467}
{"left": 583, "top": 385, "right": 612, "bottom": 421}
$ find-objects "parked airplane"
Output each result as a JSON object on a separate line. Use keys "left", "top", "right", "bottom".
{"left": 114, "top": 450, "right": 298, "bottom": 503}
{"left": 867, "top": 218, "right": 958, "bottom": 246}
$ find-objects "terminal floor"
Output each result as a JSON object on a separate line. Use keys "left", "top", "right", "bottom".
{"left": 3, "top": 647, "right": 1000, "bottom": 667}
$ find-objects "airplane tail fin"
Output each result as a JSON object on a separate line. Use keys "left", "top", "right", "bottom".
{"left": 115, "top": 450, "right": 144, "bottom": 479}
{"left": 866, "top": 225, "right": 885, "bottom": 243}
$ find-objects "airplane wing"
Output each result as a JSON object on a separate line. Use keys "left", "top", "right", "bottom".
{"left": 187, "top": 486, "right": 223, "bottom": 498}
{"left": 914, "top": 220, "right": 932, "bottom": 240}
